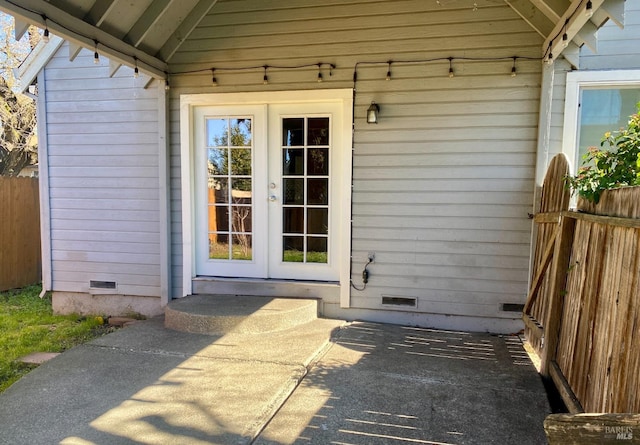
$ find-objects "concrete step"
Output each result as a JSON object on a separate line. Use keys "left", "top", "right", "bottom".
{"left": 165, "top": 294, "right": 319, "bottom": 335}
{"left": 192, "top": 277, "right": 340, "bottom": 305}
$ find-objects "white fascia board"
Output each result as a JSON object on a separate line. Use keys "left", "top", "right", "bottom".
{"left": 0, "top": 0, "right": 167, "bottom": 79}
{"left": 13, "top": 35, "right": 64, "bottom": 94}
{"left": 543, "top": 0, "right": 606, "bottom": 61}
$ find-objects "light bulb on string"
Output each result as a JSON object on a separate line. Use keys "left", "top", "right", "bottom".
{"left": 448, "top": 58, "right": 454, "bottom": 78}
{"left": 211, "top": 68, "right": 218, "bottom": 86}
{"left": 93, "top": 40, "right": 99, "bottom": 64}
{"left": 164, "top": 75, "right": 170, "bottom": 91}
{"left": 585, "top": 0, "right": 593, "bottom": 18}
{"left": 511, "top": 57, "right": 517, "bottom": 77}
{"left": 386, "top": 61, "right": 392, "bottom": 81}
{"left": 41, "top": 15, "right": 49, "bottom": 42}
{"left": 317, "top": 64, "right": 323, "bottom": 82}
{"left": 263, "top": 66, "right": 269, "bottom": 85}
{"left": 133, "top": 58, "right": 139, "bottom": 78}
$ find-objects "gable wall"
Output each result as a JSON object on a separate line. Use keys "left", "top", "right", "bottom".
{"left": 580, "top": 3, "right": 640, "bottom": 70}
{"left": 43, "top": 43, "right": 162, "bottom": 300}
{"left": 543, "top": 2, "right": 640, "bottom": 174}
{"left": 168, "top": 0, "right": 543, "bottom": 330}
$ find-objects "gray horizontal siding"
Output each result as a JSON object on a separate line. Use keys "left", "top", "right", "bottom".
{"left": 167, "top": 0, "right": 542, "bottom": 321}
{"left": 580, "top": 3, "right": 640, "bottom": 70}
{"left": 45, "top": 43, "right": 161, "bottom": 297}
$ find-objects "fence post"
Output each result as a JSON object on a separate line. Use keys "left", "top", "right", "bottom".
{"left": 540, "top": 214, "right": 576, "bottom": 377}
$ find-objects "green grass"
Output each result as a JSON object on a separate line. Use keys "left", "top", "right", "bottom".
{"left": 283, "top": 250, "right": 327, "bottom": 263}
{"left": 0, "top": 284, "right": 112, "bottom": 393}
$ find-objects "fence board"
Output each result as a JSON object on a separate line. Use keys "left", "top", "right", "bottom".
{"left": 524, "top": 154, "right": 570, "bottom": 355}
{"left": 527, "top": 160, "right": 640, "bottom": 413}
{"left": 0, "top": 177, "right": 41, "bottom": 291}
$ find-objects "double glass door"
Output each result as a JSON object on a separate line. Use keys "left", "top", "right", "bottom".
{"left": 194, "top": 101, "right": 343, "bottom": 281}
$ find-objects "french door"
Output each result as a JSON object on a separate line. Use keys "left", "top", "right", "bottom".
{"left": 192, "top": 98, "right": 345, "bottom": 282}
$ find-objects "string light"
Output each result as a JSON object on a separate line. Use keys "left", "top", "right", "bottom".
{"left": 93, "top": 40, "right": 99, "bottom": 64}
{"left": 386, "top": 61, "right": 392, "bottom": 81}
{"left": 41, "top": 15, "right": 49, "bottom": 42}
{"left": 164, "top": 74, "right": 170, "bottom": 91}
{"left": 511, "top": 57, "right": 517, "bottom": 77}
{"left": 546, "top": 42, "right": 554, "bottom": 64}
{"left": 317, "top": 63, "right": 323, "bottom": 82}
{"left": 561, "top": 19, "right": 569, "bottom": 48}
{"left": 211, "top": 68, "right": 218, "bottom": 86}
{"left": 585, "top": 0, "right": 593, "bottom": 18}
{"left": 448, "top": 57, "right": 454, "bottom": 78}
{"left": 133, "top": 57, "right": 139, "bottom": 78}
{"left": 263, "top": 66, "right": 268, "bottom": 85}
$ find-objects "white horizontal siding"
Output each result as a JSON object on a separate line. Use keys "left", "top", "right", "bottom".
{"left": 168, "top": 0, "right": 542, "bottom": 324}
{"left": 45, "top": 43, "right": 161, "bottom": 297}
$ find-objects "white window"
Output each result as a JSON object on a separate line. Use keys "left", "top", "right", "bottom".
{"left": 563, "top": 70, "right": 640, "bottom": 172}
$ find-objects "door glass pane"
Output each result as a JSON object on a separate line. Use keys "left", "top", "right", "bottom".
{"left": 209, "top": 233, "right": 229, "bottom": 259}
{"left": 307, "top": 179, "right": 328, "bottom": 205}
{"left": 232, "top": 234, "right": 252, "bottom": 260}
{"left": 307, "top": 237, "right": 328, "bottom": 263}
{"left": 307, "top": 148, "right": 329, "bottom": 175}
{"left": 231, "top": 149, "right": 252, "bottom": 175}
{"left": 281, "top": 116, "right": 330, "bottom": 263}
{"left": 283, "top": 207, "right": 304, "bottom": 233}
{"left": 211, "top": 206, "right": 229, "bottom": 231}
{"left": 208, "top": 148, "right": 228, "bottom": 175}
{"left": 283, "top": 118, "right": 304, "bottom": 146}
{"left": 232, "top": 178, "right": 252, "bottom": 204}
{"left": 206, "top": 117, "right": 253, "bottom": 261}
{"left": 283, "top": 178, "right": 304, "bottom": 205}
{"left": 209, "top": 178, "right": 228, "bottom": 204}
{"left": 230, "top": 118, "right": 252, "bottom": 146}
{"left": 283, "top": 148, "right": 304, "bottom": 175}
{"left": 232, "top": 206, "right": 252, "bottom": 232}
{"left": 307, "top": 208, "right": 328, "bottom": 234}
{"left": 207, "top": 119, "right": 228, "bottom": 146}
{"left": 283, "top": 236, "right": 304, "bottom": 262}
{"left": 578, "top": 88, "right": 640, "bottom": 161}
{"left": 307, "top": 118, "right": 329, "bottom": 145}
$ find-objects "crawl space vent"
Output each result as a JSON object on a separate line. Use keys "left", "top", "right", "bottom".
{"left": 382, "top": 296, "right": 417, "bottom": 307}
{"left": 501, "top": 303, "right": 525, "bottom": 313}
{"left": 90, "top": 280, "right": 117, "bottom": 290}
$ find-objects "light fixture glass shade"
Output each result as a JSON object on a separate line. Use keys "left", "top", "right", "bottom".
{"left": 367, "top": 102, "right": 380, "bottom": 124}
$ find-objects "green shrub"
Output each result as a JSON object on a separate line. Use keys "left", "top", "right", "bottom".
{"left": 566, "top": 106, "right": 640, "bottom": 203}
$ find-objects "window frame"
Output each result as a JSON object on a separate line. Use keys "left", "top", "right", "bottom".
{"left": 563, "top": 70, "right": 640, "bottom": 173}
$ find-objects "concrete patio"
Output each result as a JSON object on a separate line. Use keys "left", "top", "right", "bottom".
{"left": 0, "top": 299, "right": 550, "bottom": 444}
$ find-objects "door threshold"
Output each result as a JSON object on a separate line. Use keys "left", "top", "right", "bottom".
{"left": 192, "top": 276, "right": 340, "bottom": 303}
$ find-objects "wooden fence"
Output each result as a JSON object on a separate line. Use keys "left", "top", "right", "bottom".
{"left": 0, "top": 177, "right": 41, "bottom": 291}
{"left": 524, "top": 154, "right": 640, "bottom": 414}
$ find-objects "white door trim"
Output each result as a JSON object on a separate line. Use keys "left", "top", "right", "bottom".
{"left": 180, "top": 89, "right": 353, "bottom": 307}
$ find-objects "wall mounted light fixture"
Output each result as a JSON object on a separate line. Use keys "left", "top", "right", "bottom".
{"left": 367, "top": 102, "right": 380, "bottom": 124}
